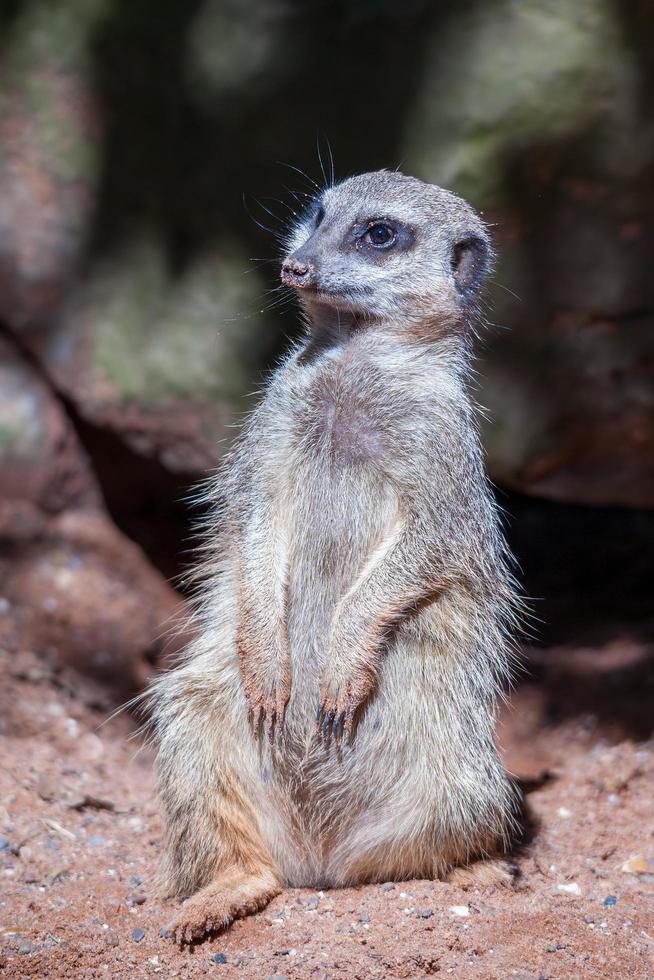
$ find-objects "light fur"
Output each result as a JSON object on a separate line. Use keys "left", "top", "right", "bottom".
{"left": 148, "top": 171, "right": 522, "bottom": 942}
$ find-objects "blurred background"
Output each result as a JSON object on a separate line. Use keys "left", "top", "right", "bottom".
{"left": 0, "top": 0, "right": 652, "bottom": 713}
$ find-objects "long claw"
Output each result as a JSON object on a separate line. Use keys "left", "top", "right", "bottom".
{"left": 264, "top": 709, "right": 275, "bottom": 745}
{"left": 332, "top": 711, "right": 345, "bottom": 742}
{"left": 276, "top": 691, "right": 288, "bottom": 732}
{"left": 274, "top": 714, "right": 284, "bottom": 750}
{"left": 249, "top": 704, "right": 261, "bottom": 738}
{"left": 321, "top": 709, "right": 335, "bottom": 741}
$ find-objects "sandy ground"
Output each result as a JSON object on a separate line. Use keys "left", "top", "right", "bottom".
{"left": 1, "top": 642, "right": 653, "bottom": 979}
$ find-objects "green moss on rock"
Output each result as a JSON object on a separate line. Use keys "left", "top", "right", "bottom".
{"left": 403, "top": 0, "right": 632, "bottom": 206}
{"left": 64, "top": 236, "right": 274, "bottom": 408}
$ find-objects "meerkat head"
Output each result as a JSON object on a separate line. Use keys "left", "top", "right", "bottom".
{"left": 280, "top": 170, "right": 492, "bottom": 330}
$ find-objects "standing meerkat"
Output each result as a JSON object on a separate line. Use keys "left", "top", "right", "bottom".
{"left": 150, "top": 170, "right": 521, "bottom": 944}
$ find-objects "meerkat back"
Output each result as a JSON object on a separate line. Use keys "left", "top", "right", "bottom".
{"left": 151, "top": 170, "right": 521, "bottom": 945}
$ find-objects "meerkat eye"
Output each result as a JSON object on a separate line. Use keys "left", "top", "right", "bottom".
{"left": 366, "top": 223, "right": 396, "bottom": 248}
{"left": 314, "top": 206, "right": 325, "bottom": 228}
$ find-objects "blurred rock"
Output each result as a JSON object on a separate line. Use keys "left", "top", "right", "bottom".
{"left": 404, "top": 0, "right": 654, "bottom": 507}
{"left": 0, "top": 337, "right": 99, "bottom": 513}
{"left": 0, "top": 0, "right": 104, "bottom": 330}
{"left": 480, "top": 313, "right": 654, "bottom": 508}
{"left": 36, "top": 236, "right": 273, "bottom": 473}
{"left": 185, "top": 0, "right": 291, "bottom": 112}
{"left": 1, "top": 0, "right": 652, "bottom": 530}
{"left": 0, "top": 337, "right": 187, "bottom": 691}
{"left": 0, "top": 509, "right": 187, "bottom": 693}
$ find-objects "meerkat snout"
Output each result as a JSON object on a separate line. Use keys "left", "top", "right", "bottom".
{"left": 281, "top": 256, "right": 317, "bottom": 289}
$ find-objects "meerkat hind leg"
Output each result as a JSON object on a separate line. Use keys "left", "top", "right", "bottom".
{"left": 171, "top": 863, "right": 281, "bottom": 945}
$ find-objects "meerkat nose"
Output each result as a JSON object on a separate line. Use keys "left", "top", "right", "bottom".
{"left": 281, "top": 256, "right": 317, "bottom": 288}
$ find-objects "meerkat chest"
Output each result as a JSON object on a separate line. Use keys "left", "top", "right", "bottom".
{"left": 314, "top": 392, "right": 387, "bottom": 466}
{"left": 292, "top": 365, "right": 404, "bottom": 470}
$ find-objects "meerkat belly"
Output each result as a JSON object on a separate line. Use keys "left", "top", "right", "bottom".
{"left": 282, "top": 367, "right": 402, "bottom": 700}
{"left": 284, "top": 460, "right": 398, "bottom": 705}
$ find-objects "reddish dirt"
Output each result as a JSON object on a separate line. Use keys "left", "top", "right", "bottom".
{"left": 1, "top": 642, "right": 653, "bottom": 979}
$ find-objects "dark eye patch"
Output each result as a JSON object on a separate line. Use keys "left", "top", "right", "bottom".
{"left": 349, "top": 218, "right": 414, "bottom": 257}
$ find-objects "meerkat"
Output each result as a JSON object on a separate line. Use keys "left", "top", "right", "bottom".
{"left": 149, "top": 170, "right": 521, "bottom": 944}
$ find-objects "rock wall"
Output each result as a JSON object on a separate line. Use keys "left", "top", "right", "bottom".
{"left": 0, "top": 0, "right": 652, "bottom": 680}
{"left": 403, "top": 0, "right": 654, "bottom": 507}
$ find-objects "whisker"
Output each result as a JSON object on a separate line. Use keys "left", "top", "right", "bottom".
{"left": 283, "top": 185, "right": 314, "bottom": 203}
{"left": 275, "top": 160, "right": 321, "bottom": 193}
{"left": 260, "top": 196, "right": 299, "bottom": 220}
{"left": 316, "top": 133, "right": 328, "bottom": 190}
{"left": 242, "top": 192, "right": 283, "bottom": 240}
{"left": 490, "top": 278, "right": 523, "bottom": 302}
{"left": 251, "top": 195, "right": 289, "bottom": 230}
{"left": 259, "top": 291, "right": 296, "bottom": 314}
{"left": 325, "top": 135, "right": 335, "bottom": 187}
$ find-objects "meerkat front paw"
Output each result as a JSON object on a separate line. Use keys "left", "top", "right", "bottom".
{"left": 241, "top": 671, "right": 291, "bottom": 743}
{"left": 317, "top": 666, "right": 376, "bottom": 744}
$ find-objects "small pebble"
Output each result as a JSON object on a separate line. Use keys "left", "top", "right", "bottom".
{"left": 159, "top": 927, "right": 173, "bottom": 940}
{"left": 546, "top": 945, "right": 557, "bottom": 953}
{"left": 105, "top": 932, "right": 119, "bottom": 948}
{"left": 36, "top": 774, "right": 59, "bottom": 802}
{"left": 212, "top": 952, "right": 228, "bottom": 964}
{"left": 621, "top": 856, "right": 652, "bottom": 875}
{"left": 305, "top": 896, "right": 320, "bottom": 909}
{"left": 380, "top": 881, "right": 395, "bottom": 892}
{"left": 18, "top": 940, "right": 34, "bottom": 955}
{"left": 418, "top": 908, "right": 434, "bottom": 919}
{"left": 87, "top": 836, "right": 107, "bottom": 848}
{"left": 557, "top": 882, "right": 581, "bottom": 896}
{"left": 0, "top": 835, "right": 15, "bottom": 853}
{"left": 359, "top": 912, "right": 370, "bottom": 923}
{"left": 603, "top": 895, "right": 617, "bottom": 907}
{"left": 128, "top": 875, "right": 142, "bottom": 886}
{"left": 132, "top": 928, "right": 145, "bottom": 943}
{"left": 129, "top": 893, "right": 147, "bottom": 906}
{"left": 450, "top": 905, "right": 469, "bottom": 917}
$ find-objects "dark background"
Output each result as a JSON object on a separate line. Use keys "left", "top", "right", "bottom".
{"left": 0, "top": 0, "right": 652, "bottom": 695}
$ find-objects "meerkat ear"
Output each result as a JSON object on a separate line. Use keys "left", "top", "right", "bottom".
{"left": 451, "top": 237, "right": 490, "bottom": 295}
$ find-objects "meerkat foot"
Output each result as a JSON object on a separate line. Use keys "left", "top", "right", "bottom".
{"left": 446, "top": 858, "right": 517, "bottom": 889}
{"left": 170, "top": 866, "right": 282, "bottom": 945}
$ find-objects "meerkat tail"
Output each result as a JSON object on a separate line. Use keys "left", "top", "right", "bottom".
{"left": 445, "top": 857, "right": 517, "bottom": 888}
